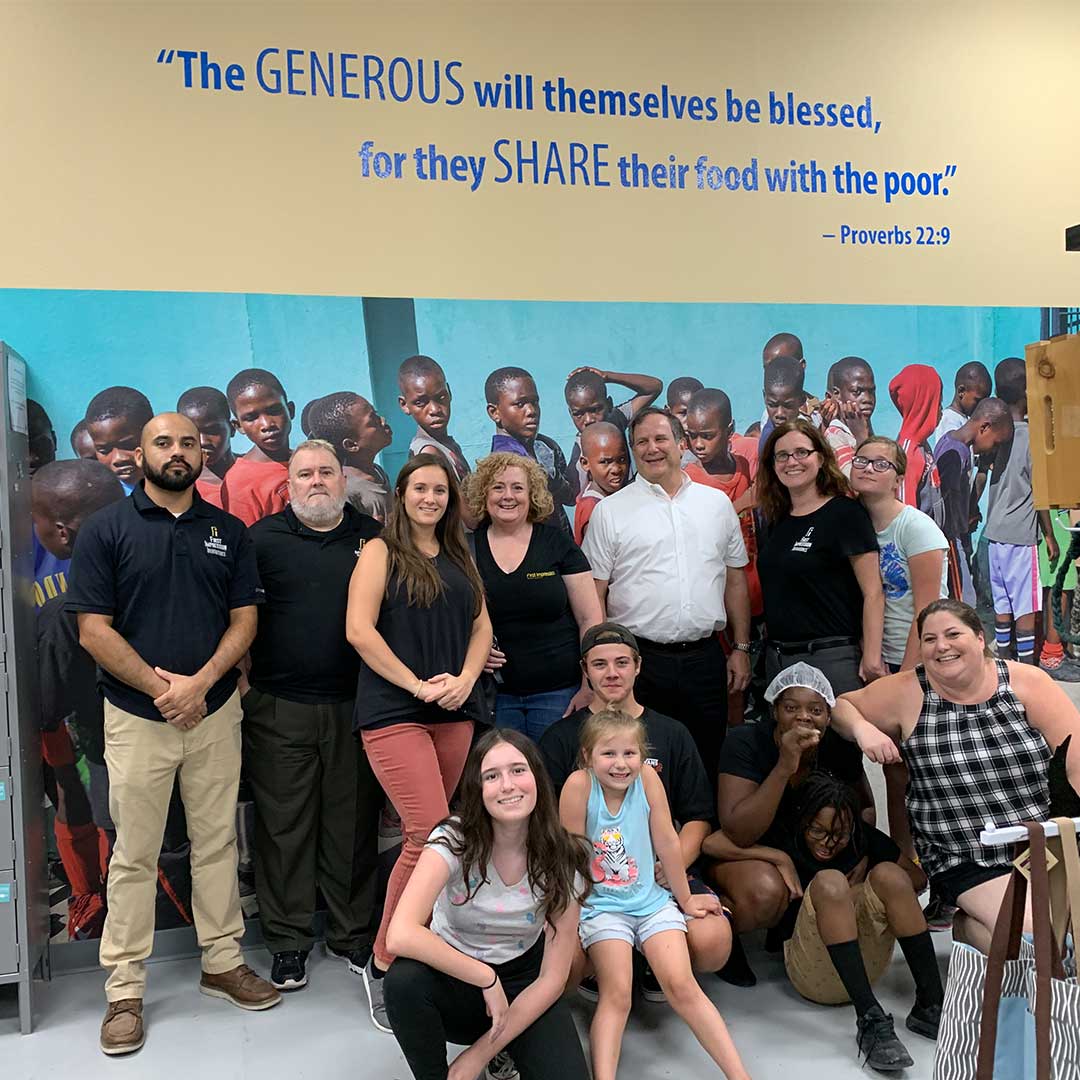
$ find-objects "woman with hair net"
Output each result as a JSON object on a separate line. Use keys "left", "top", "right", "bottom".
{"left": 705, "top": 665, "right": 941, "bottom": 1071}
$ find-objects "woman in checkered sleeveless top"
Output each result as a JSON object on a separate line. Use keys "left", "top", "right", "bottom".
{"left": 829, "top": 599, "right": 1080, "bottom": 953}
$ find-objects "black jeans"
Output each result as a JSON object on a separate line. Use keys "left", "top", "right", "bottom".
{"left": 634, "top": 635, "right": 728, "bottom": 781}
{"left": 242, "top": 689, "right": 382, "bottom": 954}
{"left": 384, "top": 935, "right": 589, "bottom": 1080}
{"left": 764, "top": 639, "right": 863, "bottom": 696}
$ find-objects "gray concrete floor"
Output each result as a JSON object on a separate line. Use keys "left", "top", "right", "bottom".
{"left": 0, "top": 931, "right": 951, "bottom": 1079}
{"left": 3, "top": 683, "right": 1075, "bottom": 1078}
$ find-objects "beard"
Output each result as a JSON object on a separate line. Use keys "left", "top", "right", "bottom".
{"left": 144, "top": 456, "right": 201, "bottom": 492}
{"left": 292, "top": 489, "right": 347, "bottom": 528}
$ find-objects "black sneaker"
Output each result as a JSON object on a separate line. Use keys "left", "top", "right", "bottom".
{"left": 270, "top": 950, "right": 308, "bottom": 991}
{"left": 906, "top": 1000, "right": 942, "bottom": 1040}
{"left": 922, "top": 891, "right": 957, "bottom": 933}
{"left": 857, "top": 1006, "right": 915, "bottom": 1072}
{"left": 325, "top": 942, "right": 368, "bottom": 976}
{"left": 577, "top": 975, "right": 599, "bottom": 1003}
{"left": 640, "top": 965, "right": 666, "bottom": 1003}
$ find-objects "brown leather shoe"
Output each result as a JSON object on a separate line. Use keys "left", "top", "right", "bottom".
{"left": 199, "top": 964, "right": 281, "bottom": 1011}
{"left": 100, "top": 998, "right": 144, "bottom": 1055}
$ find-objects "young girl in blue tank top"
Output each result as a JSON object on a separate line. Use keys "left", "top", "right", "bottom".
{"left": 559, "top": 709, "right": 752, "bottom": 1080}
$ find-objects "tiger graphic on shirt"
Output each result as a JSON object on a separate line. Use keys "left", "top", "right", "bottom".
{"left": 591, "top": 827, "right": 639, "bottom": 887}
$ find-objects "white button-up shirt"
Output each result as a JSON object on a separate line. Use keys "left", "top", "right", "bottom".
{"left": 582, "top": 471, "right": 748, "bottom": 643}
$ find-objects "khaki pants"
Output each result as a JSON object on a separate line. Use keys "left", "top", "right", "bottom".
{"left": 784, "top": 881, "right": 895, "bottom": 1005}
{"left": 100, "top": 693, "right": 244, "bottom": 1000}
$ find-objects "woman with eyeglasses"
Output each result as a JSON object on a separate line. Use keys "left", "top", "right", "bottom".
{"left": 848, "top": 437, "right": 948, "bottom": 674}
{"left": 756, "top": 419, "right": 887, "bottom": 697}
{"left": 707, "top": 665, "right": 939, "bottom": 1071}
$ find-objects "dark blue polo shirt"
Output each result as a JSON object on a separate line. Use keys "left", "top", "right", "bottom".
{"left": 66, "top": 484, "right": 261, "bottom": 722}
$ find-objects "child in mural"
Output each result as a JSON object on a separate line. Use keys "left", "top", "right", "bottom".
{"left": 397, "top": 353, "right": 471, "bottom": 483}
{"left": 1038, "top": 510, "right": 1080, "bottom": 678}
{"left": 220, "top": 367, "right": 295, "bottom": 526}
{"left": 70, "top": 419, "right": 97, "bottom": 460}
{"left": 889, "top": 365, "right": 946, "bottom": 529}
{"left": 485, "top": 365, "right": 575, "bottom": 534}
{"left": 665, "top": 375, "right": 704, "bottom": 467}
{"left": 824, "top": 357, "right": 877, "bottom": 478}
{"left": 177, "top": 386, "right": 236, "bottom": 510}
{"left": 562, "top": 365, "right": 661, "bottom": 497}
{"left": 573, "top": 421, "right": 629, "bottom": 546}
{"left": 28, "top": 398, "right": 58, "bottom": 475}
{"left": 684, "top": 388, "right": 764, "bottom": 725}
{"left": 982, "top": 357, "right": 1059, "bottom": 665}
{"left": 559, "top": 709, "right": 750, "bottom": 1080}
{"left": 34, "top": 460, "right": 125, "bottom": 940}
{"left": 759, "top": 332, "right": 824, "bottom": 442}
{"left": 931, "top": 361, "right": 991, "bottom": 448}
{"left": 759, "top": 355, "right": 808, "bottom": 454}
{"left": 306, "top": 390, "right": 394, "bottom": 524}
{"left": 932, "top": 397, "right": 1013, "bottom": 606}
{"left": 84, "top": 386, "right": 153, "bottom": 493}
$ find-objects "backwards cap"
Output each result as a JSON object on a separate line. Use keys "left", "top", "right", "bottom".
{"left": 763, "top": 662, "right": 836, "bottom": 707}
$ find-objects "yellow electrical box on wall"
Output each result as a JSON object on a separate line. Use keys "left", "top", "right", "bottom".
{"left": 1028, "top": 334, "right": 1080, "bottom": 510}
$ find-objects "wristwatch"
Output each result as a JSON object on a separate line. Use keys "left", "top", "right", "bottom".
{"left": 733, "top": 642, "right": 751, "bottom": 653}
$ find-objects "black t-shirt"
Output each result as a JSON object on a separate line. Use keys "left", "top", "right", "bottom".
{"left": 774, "top": 818, "right": 901, "bottom": 942}
{"left": 38, "top": 594, "right": 104, "bottom": 763}
{"left": 66, "top": 485, "right": 262, "bottom": 721}
{"left": 757, "top": 497, "right": 878, "bottom": 642}
{"left": 717, "top": 718, "right": 864, "bottom": 844}
{"left": 475, "top": 523, "right": 590, "bottom": 696}
{"left": 540, "top": 705, "right": 716, "bottom": 826}
{"left": 249, "top": 504, "right": 382, "bottom": 703}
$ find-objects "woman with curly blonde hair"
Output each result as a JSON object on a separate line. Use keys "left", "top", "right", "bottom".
{"left": 467, "top": 452, "right": 603, "bottom": 739}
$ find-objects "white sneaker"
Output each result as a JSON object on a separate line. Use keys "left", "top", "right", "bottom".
{"left": 361, "top": 957, "right": 393, "bottom": 1034}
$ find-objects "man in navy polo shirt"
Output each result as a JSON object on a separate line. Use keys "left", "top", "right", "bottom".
{"left": 67, "top": 412, "right": 281, "bottom": 1057}
{"left": 243, "top": 439, "right": 383, "bottom": 992}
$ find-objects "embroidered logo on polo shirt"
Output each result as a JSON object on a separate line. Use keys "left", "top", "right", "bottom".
{"left": 204, "top": 525, "right": 228, "bottom": 558}
{"left": 791, "top": 526, "right": 815, "bottom": 554}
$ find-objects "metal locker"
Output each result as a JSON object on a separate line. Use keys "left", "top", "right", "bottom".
{"left": 0, "top": 768, "right": 13, "bottom": 870}
{"left": 0, "top": 870, "right": 18, "bottom": 975}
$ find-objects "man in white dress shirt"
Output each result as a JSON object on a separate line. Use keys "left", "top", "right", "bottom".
{"left": 582, "top": 407, "right": 751, "bottom": 779}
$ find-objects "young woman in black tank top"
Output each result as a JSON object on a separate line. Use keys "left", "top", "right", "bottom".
{"left": 347, "top": 454, "right": 493, "bottom": 1032}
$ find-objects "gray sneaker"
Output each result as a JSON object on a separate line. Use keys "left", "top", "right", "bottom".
{"left": 361, "top": 957, "right": 393, "bottom": 1034}
{"left": 486, "top": 1050, "right": 520, "bottom": 1080}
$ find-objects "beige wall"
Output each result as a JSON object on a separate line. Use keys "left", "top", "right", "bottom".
{"left": 1, "top": 1, "right": 1078, "bottom": 304}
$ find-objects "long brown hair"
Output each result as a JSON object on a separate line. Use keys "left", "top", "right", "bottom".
{"left": 756, "top": 418, "right": 850, "bottom": 523}
{"left": 429, "top": 728, "right": 591, "bottom": 920}
{"left": 384, "top": 453, "right": 484, "bottom": 611}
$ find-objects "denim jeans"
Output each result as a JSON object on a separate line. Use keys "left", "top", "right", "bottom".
{"left": 494, "top": 685, "right": 578, "bottom": 741}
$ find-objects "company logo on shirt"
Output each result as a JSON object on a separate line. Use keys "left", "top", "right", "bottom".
{"left": 204, "top": 525, "right": 228, "bottom": 558}
{"left": 791, "top": 526, "right": 815, "bottom": 554}
{"left": 526, "top": 570, "right": 556, "bottom": 580}
{"left": 644, "top": 756, "right": 662, "bottom": 773}
{"left": 354, "top": 539, "right": 368, "bottom": 558}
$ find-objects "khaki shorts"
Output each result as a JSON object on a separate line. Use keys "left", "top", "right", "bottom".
{"left": 783, "top": 881, "right": 895, "bottom": 1005}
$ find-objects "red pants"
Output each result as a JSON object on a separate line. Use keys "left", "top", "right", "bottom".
{"left": 361, "top": 721, "right": 473, "bottom": 969}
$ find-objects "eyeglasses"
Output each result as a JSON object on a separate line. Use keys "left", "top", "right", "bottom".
{"left": 851, "top": 455, "right": 898, "bottom": 473}
{"left": 774, "top": 447, "right": 817, "bottom": 463}
{"left": 806, "top": 825, "right": 852, "bottom": 847}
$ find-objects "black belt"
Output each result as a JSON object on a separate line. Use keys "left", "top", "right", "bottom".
{"left": 635, "top": 636, "right": 715, "bottom": 653}
{"left": 767, "top": 636, "right": 858, "bottom": 655}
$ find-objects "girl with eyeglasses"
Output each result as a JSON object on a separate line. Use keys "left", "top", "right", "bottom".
{"left": 708, "top": 665, "right": 939, "bottom": 1071}
{"left": 849, "top": 437, "right": 949, "bottom": 675}
{"left": 756, "top": 419, "right": 887, "bottom": 702}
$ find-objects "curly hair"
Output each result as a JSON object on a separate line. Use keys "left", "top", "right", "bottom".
{"left": 428, "top": 728, "right": 591, "bottom": 921}
{"left": 464, "top": 452, "right": 554, "bottom": 525}
{"left": 792, "top": 770, "right": 863, "bottom": 861}
{"left": 755, "top": 418, "right": 851, "bottom": 523}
